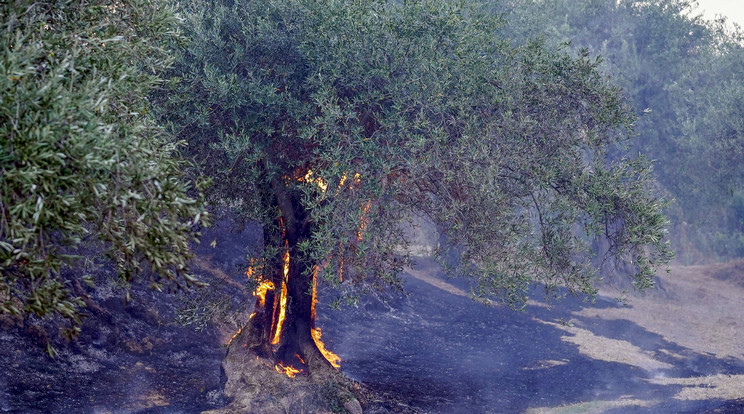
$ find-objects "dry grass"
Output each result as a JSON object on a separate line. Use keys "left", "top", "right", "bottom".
{"left": 403, "top": 260, "right": 744, "bottom": 412}
{"left": 538, "top": 319, "right": 674, "bottom": 371}
{"left": 530, "top": 260, "right": 744, "bottom": 410}
{"left": 524, "top": 397, "right": 656, "bottom": 414}
{"left": 647, "top": 374, "right": 744, "bottom": 400}
{"left": 577, "top": 262, "right": 744, "bottom": 360}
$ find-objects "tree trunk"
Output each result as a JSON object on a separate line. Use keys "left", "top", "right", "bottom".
{"left": 272, "top": 245, "right": 329, "bottom": 373}
{"left": 231, "top": 180, "right": 337, "bottom": 376}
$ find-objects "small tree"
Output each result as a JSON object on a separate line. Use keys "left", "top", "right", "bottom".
{"left": 163, "top": 0, "right": 671, "bottom": 375}
{"left": 0, "top": 0, "right": 209, "bottom": 343}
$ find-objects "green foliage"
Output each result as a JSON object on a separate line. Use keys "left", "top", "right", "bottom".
{"left": 163, "top": 0, "right": 671, "bottom": 307}
{"left": 498, "top": 0, "right": 744, "bottom": 260}
{"left": 0, "top": 0, "right": 209, "bottom": 328}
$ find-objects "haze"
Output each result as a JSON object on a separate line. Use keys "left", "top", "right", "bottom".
{"left": 696, "top": 0, "right": 744, "bottom": 26}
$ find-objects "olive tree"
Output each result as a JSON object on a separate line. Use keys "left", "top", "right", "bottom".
{"left": 0, "top": 0, "right": 209, "bottom": 344}
{"left": 163, "top": 0, "right": 671, "bottom": 376}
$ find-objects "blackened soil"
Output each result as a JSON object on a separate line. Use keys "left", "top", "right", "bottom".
{"left": 3, "top": 221, "right": 744, "bottom": 414}
{"left": 0, "top": 216, "right": 257, "bottom": 414}
{"left": 319, "top": 258, "right": 744, "bottom": 414}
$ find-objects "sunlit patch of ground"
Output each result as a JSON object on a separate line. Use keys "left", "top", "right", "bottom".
{"left": 576, "top": 262, "right": 744, "bottom": 360}
{"left": 524, "top": 397, "right": 657, "bottom": 414}
{"left": 647, "top": 374, "right": 744, "bottom": 400}
{"left": 405, "top": 259, "right": 744, "bottom": 411}
{"left": 407, "top": 259, "right": 744, "bottom": 371}
{"left": 405, "top": 266, "right": 470, "bottom": 298}
{"left": 538, "top": 319, "right": 674, "bottom": 371}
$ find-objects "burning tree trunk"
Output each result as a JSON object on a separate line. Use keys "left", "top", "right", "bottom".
{"left": 229, "top": 180, "right": 341, "bottom": 378}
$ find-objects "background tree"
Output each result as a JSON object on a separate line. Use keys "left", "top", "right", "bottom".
{"left": 497, "top": 0, "right": 744, "bottom": 260}
{"left": 161, "top": 0, "right": 671, "bottom": 375}
{"left": 0, "top": 0, "right": 209, "bottom": 346}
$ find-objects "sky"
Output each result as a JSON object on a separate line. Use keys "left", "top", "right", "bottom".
{"left": 694, "top": 0, "right": 744, "bottom": 27}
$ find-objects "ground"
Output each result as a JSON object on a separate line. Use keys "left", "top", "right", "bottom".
{"left": 1, "top": 221, "right": 744, "bottom": 413}
{"left": 320, "top": 258, "right": 744, "bottom": 413}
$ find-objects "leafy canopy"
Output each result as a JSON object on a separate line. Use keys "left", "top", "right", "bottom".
{"left": 0, "top": 0, "right": 209, "bottom": 331}
{"left": 164, "top": 0, "right": 671, "bottom": 305}
{"left": 499, "top": 0, "right": 744, "bottom": 259}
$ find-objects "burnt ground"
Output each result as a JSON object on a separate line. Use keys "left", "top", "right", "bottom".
{"left": 0, "top": 216, "right": 258, "bottom": 414}
{"left": 319, "top": 257, "right": 744, "bottom": 414}
{"left": 2, "top": 220, "right": 744, "bottom": 414}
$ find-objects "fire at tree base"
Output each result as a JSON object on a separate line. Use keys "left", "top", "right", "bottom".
{"left": 204, "top": 327, "right": 364, "bottom": 414}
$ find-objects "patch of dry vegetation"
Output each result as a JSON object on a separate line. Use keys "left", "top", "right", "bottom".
{"left": 647, "top": 374, "right": 744, "bottom": 400}
{"left": 524, "top": 397, "right": 656, "bottom": 414}
{"left": 577, "top": 262, "right": 744, "bottom": 360}
{"left": 538, "top": 319, "right": 673, "bottom": 371}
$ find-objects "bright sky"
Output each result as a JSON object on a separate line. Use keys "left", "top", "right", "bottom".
{"left": 694, "top": 0, "right": 744, "bottom": 27}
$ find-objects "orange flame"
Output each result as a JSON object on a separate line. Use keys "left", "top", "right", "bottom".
{"left": 227, "top": 325, "right": 244, "bottom": 347}
{"left": 270, "top": 249, "right": 290, "bottom": 345}
{"left": 339, "top": 256, "right": 344, "bottom": 282}
{"left": 274, "top": 362, "right": 302, "bottom": 378}
{"left": 245, "top": 258, "right": 261, "bottom": 279}
{"left": 339, "top": 172, "right": 362, "bottom": 189}
{"left": 283, "top": 248, "right": 290, "bottom": 279}
{"left": 300, "top": 169, "right": 328, "bottom": 192}
{"left": 311, "top": 266, "right": 319, "bottom": 321}
{"left": 312, "top": 327, "right": 341, "bottom": 368}
{"left": 357, "top": 200, "right": 371, "bottom": 241}
{"left": 310, "top": 269, "right": 342, "bottom": 368}
{"left": 254, "top": 280, "right": 275, "bottom": 307}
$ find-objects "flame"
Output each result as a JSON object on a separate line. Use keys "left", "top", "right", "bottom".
{"left": 245, "top": 258, "right": 262, "bottom": 279}
{"left": 274, "top": 362, "right": 302, "bottom": 378}
{"left": 357, "top": 200, "right": 371, "bottom": 241}
{"left": 254, "top": 280, "right": 275, "bottom": 306}
{"left": 339, "top": 172, "right": 361, "bottom": 189}
{"left": 339, "top": 256, "right": 344, "bottom": 282}
{"left": 312, "top": 327, "right": 341, "bottom": 368}
{"left": 301, "top": 170, "right": 363, "bottom": 193}
{"left": 300, "top": 169, "right": 328, "bottom": 192}
{"left": 227, "top": 325, "right": 244, "bottom": 347}
{"left": 246, "top": 258, "right": 273, "bottom": 306}
{"left": 283, "top": 248, "right": 290, "bottom": 279}
{"left": 270, "top": 249, "right": 290, "bottom": 345}
{"left": 310, "top": 269, "right": 342, "bottom": 368}
{"left": 295, "top": 353, "right": 306, "bottom": 364}
{"left": 311, "top": 266, "right": 319, "bottom": 321}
